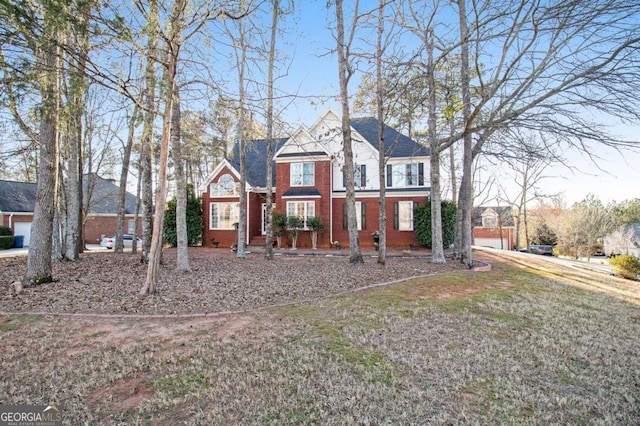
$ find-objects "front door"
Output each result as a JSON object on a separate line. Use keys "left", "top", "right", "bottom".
{"left": 261, "top": 203, "right": 274, "bottom": 235}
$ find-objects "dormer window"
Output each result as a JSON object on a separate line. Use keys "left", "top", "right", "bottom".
{"left": 291, "top": 163, "right": 314, "bottom": 186}
{"left": 482, "top": 209, "right": 498, "bottom": 228}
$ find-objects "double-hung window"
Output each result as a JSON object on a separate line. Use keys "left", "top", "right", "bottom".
{"left": 342, "top": 201, "right": 366, "bottom": 230}
{"left": 386, "top": 163, "right": 424, "bottom": 187}
{"left": 286, "top": 201, "right": 315, "bottom": 229}
{"left": 343, "top": 164, "right": 367, "bottom": 188}
{"left": 393, "top": 201, "right": 414, "bottom": 231}
{"left": 291, "top": 163, "right": 314, "bottom": 186}
{"left": 210, "top": 202, "right": 240, "bottom": 229}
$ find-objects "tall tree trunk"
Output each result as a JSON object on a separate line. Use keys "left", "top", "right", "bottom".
{"left": 24, "top": 7, "right": 59, "bottom": 285}
{"left": 335, "top": 0, "right": 363, "bottom": 265}
{"left": 171, "top": 87, "right": 191, "bottom": 272}
{"left": 376, "top": 0, "right": 386, "bottom": 266}
{"left": 139, "top": 0, "right": 159, "bottom": 263}
{"left": 235, "top": 15, "right": 247, "bottom": 260}
{"left": 64, "top": 2, "right": 89, "bottom": 261}
{"left": 141, "top": 0, "right": 182, "bottom": 295}
{"left": 427, "top": 29, "right": 446, "bottom": 264}
{"left": 131, "top": 162, "right": 142, "bottom": 255}
{"left": 457, "top": 0, "right": 474, "bottom": 268}
{"left": 449, "top": 124, "right": 457, "bottom": 204}
{"left": 116, "top": 104, "right": 139, "bottom": 253}
{"left": 264, "top": 0, "right": 279, "bottom": 261}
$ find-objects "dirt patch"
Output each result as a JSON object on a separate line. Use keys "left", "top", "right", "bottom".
{"left": 87, "top": 376, "right": 153, "bottom": 412}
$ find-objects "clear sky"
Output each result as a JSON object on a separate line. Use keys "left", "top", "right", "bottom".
{"left": 269, "top": 1, "right": 640, "bottom": 207}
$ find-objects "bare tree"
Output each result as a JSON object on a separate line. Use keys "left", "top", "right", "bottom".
{"left": 141, "top": 0, "right": 185, "bottom": 295}
{"left": 138, "top": 0, "right": 159, "bottom": 263}
{"left": 24, "top": 2, "right": 60, "bottom": 284}
{"left": 170, "top": 87, "right": 191, "bottom": 271}
{"left": 335, "top": 0, "right": 364, "bottom": 265}
{"left": 264, "top": 0, "right": 280, "bottom": 260}
{"left": 375, "top": 0, "right": 387, "bottom": 265}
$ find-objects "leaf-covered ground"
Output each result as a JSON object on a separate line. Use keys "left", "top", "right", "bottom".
{"left": 1, "top": 249, "right": 638, "bottom": 424}
{"left": 0, "top": 248, "right": 467, "bottom": 315}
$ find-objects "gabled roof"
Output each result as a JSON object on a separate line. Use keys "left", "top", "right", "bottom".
{"left": 0, "top": 180, "right": 37, "bottom": 212}
{"left": 350, "top": 117, "right": 430, "bottom": 158}
{"left": 84, "top": 174, "right": 138, "bottom": 214}
{"left": 230, "top": 138, "right": 288, "bottom": 188}
{"left": 473, "top": 206, "right": 515, "bottom": 227}
{"left": 0, "top": 175, "right": 138, "bottom": 214}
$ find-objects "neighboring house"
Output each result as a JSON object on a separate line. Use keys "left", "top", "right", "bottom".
{"left": 0, "top": 174, "right": 141, "bottom": 246}
{"left": 200, "top": 109, "right": 431, "bottom": 249}
{"left": 472, "top": 206, "right": 516, "bottom": 250}
{"left": 604, "top": 223, "right": 640, "bottom": 258}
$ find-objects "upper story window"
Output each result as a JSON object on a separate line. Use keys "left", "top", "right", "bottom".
{"left": 291, "top": 163, "right": 314, "bottom": 186}
{"left": 343, "top": 164, "right": 367, "bottom": 188}
{"left": 482, "top": 210, "right": 498, "bottom": 228}
{"left": 210, "top": 173, "right": 239, "bottom": 197}
{"left": 386, "top": 163, "right": 424, "bottom": 187}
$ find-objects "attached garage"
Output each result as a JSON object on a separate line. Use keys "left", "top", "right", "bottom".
{"left": 474, "top": 237, "right": 510, "bottom": 250}
{"left": 13, "top": 222, "right": 32, "bottom": 246}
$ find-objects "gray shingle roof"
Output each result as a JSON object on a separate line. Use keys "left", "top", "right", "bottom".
{"left": 281, "top": 188, "right": 322, "bottom": 197}
{"left": 350, "top": 117, "right": 430, "bottom": 158}
{"left": 0, "top": 180, "right": 37, "bottom": 212}
{"left": 0, "top": 175, "right": 138, "bottom": 214}
{"left": 230, "top": 138, "right": 288, "bottom": 187}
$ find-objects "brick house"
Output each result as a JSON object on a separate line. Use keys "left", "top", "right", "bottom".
{"left": 200, "top": 109, "right": 431, "bottom": 249}
{"left": 0, "top": 174, "right": 141, "bottom": 246}
{"left": 472, "top": 206, "right": 516, "bottom": 250}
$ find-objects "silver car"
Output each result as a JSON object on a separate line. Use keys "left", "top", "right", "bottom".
{"left": 100, "top": 234, "right": 142, "bottom": 249}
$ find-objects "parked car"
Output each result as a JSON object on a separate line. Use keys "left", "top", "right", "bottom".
{"left": 528, "top": 244, "right": 554, "bottom": 256}
{"left": 100, "top": 234, "right": 142, "bottom": 249}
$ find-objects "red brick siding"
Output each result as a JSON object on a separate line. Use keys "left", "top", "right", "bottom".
{"left": 473, "top": 226, "right": 516, "bottom": 250}
{"left": 332, "top": 196, "right": 426, "bottom": 248}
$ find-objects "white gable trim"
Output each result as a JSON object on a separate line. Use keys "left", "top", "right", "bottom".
{"left": 198, "top": 159, "right": 243, "bottom": 194}
{"left": 274, "top": 126, "right": 331, "bottom": 159}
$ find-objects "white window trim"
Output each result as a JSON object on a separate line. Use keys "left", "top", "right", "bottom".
{"left": 210, "top": 173, "right": 240, "bottom": 198}
{"left": 290, "top": 162, "right": 315, "bottom": 187}
{"left": 210, "top": 202, "right": 240, "bottom": 230}
{"left": 286, "top": 200, "right": 315, "bottom": 230}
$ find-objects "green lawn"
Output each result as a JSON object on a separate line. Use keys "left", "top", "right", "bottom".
{"left": 1, "top": 259, "right": 638, "bottom": 425}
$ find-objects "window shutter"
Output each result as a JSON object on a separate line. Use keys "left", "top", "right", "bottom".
{"left": 360, "top": 164, "right": 366, "bottom": 187}
{"left": 393, "top": 202, "right": 399, "bottom": 230}
{"left": 343, "top": 202, "right": 348, "bottom": 229}
{"left": 361, "top": 202, "right": 366, "bottom": 230}
{"left": 418, "top": 163, "right": 424, "bottom": 186}
{"left": 386, "top": 164, "right": 392, "bottom": 187}
{"left": 342, "top": 168, "right": 346, "bottom": 188}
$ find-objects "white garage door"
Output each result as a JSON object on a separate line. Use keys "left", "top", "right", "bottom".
{"left": 474, "top": 237, "right": 508, "bottom": 249}
{"left": 13, "top": 222, "right": 32, "bottom": 246}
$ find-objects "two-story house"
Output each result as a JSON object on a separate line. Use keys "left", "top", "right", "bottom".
{"left": 200, "top": 109, "right": 431, "bottom": 249}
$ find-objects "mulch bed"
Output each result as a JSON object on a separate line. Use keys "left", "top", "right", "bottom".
{"left": 0, "top": 248, "right": 469, "bottom": 315}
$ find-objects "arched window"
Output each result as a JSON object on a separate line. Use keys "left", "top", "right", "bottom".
{"left": 210, "top": 173, "right": 239, "bottom": 197}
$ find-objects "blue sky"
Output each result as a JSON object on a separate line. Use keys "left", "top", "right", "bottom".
{"left": 269, "top": 1, "right": 640, "bottom": 206}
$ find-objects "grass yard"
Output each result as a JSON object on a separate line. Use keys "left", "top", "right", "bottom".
{"left": 1, "top": 252, "right": 638, "bottom": 424}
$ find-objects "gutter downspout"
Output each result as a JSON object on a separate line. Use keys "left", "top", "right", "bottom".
{"left": 246, "top": 190, "right": 250, "bottom": 247}
{"left": 329, "top": 163, "right": 333, "bottom": 244}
